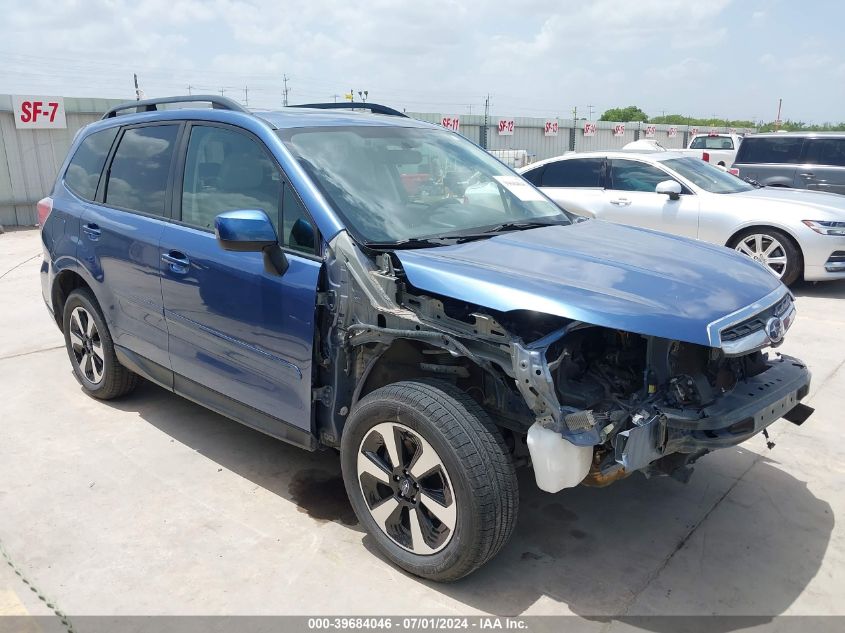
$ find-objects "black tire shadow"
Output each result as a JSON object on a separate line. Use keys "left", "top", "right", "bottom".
{"left": 790, "top": 278, "right": 845, "bottom": 299}
{"left": 103, "top": 379, "right": 832, "bottom": 629}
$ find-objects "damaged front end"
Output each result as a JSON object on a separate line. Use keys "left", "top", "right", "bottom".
{"left": 316, "top": 231, "right": 813, "bottom": 493}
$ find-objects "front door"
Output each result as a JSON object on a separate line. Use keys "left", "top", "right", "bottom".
{"left": 159, "top": 123, "right": 321, "bottom": 433}
{"left": 600, "top": 158, "right": 700, "bottom": 238}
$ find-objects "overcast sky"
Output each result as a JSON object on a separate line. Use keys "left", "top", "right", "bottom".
{"left": 1, "top": 0, "right": 843, "bottom": 123}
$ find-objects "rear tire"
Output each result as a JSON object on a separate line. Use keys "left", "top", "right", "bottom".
{"left": 341, "top": 379, "right": 518, "bottom": 581}
{"left": 730, "top": 227, "right": 802, "bottom": 286}
{"left": 62, "top": 288, "right": 137, "bottom": 399}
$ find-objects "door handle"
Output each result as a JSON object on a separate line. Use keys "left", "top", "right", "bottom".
{"left": 82, "top": 223, "right": 101, "bottom": 240}
{"left": 799, "top": 172, "right": 815, "bottom": 179}
{"left": 161, "top": 251, "right": 190, "bottom": 274}
{"left": 609, "top": 198, "right": 631, "bottom": 206}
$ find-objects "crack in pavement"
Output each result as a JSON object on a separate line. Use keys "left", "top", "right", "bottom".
{"left": 0, "top": 345, "right": 64, "bottom": 362}
{"left": 0, "top": 253, "right": 40, "bottom": 282}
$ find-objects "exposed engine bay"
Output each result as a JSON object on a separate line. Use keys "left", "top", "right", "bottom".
{"left": 315, "top": 232, "right": 813, "bottom": 492}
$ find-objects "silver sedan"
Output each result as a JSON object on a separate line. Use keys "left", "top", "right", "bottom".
{"left": 518, "top": 151, "right": 845, "bottom": 285}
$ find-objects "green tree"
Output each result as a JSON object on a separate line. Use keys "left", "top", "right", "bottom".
{"left": 599, "top": 106, "right": 649, "bottom": 122}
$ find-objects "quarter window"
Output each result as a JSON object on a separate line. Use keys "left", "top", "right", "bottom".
{"left": 181, "top": 125, "right": 282, "bottom": 231}
{"left": 541, "top": 159, "right": 604, "bottom": 187}
{"left": 803, "top": 138, "right": 845, "bottom": 167}
{"left": 105, "top": 125, "right": 179, "bottom": 216}
{"left": 609, "top": 160, "right": 671, "bottom": 192}
{"left": 64, "top": 127, "right": 119, "bottom": 201}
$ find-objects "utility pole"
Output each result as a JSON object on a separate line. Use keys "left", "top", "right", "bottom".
{"left": 133, "top": 73, "right": 141, "bottom": 100}
{"left": 572, "top": 106, "right": 577, "bottom": 120}
{"left": 481, "top": 94, "right": 490, "bottom": 149}
{"left": 467, "top": 104, "right": 472, "bottom": 115}
{"left": 187, "top": 85, "right": 193, "bottom": 96}
{"left": 588, "top": 105, "right": 594, "bottom": 120}
{"left": 220, "top": 88, "right": 225, "bottom": 96}
{"left": 331, "top": 94, "right": 340, "bottom": 103}
{"left": 282, "top": 75, "right": 290, "bottom": 106}
{"left": 244, "top": 86, "right": 249, "bottom": 107}
{"left": 775, "top": 97, "right": 783, "bottom": 130}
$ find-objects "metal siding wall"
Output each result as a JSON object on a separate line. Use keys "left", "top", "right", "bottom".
{"left": 0, "top": 94, "right": 114, "bottom": 226}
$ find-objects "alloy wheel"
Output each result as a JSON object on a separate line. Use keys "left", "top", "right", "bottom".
{"left": 734, "top": 233, "right": 788, "bottom": 279}
{"left": 69, "top": 306, "right": 105, "bottom": 384}
{"left": 356, "top": 422, "right": 457, "bottom": 555}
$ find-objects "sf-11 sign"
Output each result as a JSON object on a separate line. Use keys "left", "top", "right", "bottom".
{"left": 544, "top": 120, "right": 559, "bottom": 136}
{"left": 440, "top": 116, "right": 460, "bottom": 132}
{"left": 13, "top": 95, "right": 66, "bottom": 129}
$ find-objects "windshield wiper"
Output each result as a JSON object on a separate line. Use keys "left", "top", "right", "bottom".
{"left": 363, "top": 237, "right": 459, "bottom": 250}
{"left": 363, "top": 219, "right": 568, "bottom": 250}
{"left": 480, "top": 219, "right": 568, "bottom": 234}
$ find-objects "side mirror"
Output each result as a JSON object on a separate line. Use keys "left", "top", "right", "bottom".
{"left": 290, "top": 217, "right": 316, "bottom": 252}
{"left": 655, "top": 180, "right": 682, "bottom": 200}
{"left": 215, "top": 209, "right": 288, "bottom": 276}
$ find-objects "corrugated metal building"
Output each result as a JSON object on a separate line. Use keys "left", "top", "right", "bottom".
{"left": 0, "top": 95, "right": 122, "bottom": 227}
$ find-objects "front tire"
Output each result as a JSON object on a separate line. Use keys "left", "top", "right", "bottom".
{"left": 730, "top": 228, "right": 802, "bottom": 286}
{"left": 62, "top": 288, "right": 137, "bottom": 399}
{"left": 341, "top": 380, "right": 518, "bottom": 581}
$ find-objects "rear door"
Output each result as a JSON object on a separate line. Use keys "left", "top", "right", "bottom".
{"left": 600, "top": 158, "right": 700, "bottom": 238}
{"left": 532, "top": 158, "right": 606, "bottom": 217}
{"left": 159, "top": 122, "right": 321, "bottom": 435}
{"left": 796, "top": 138, "right": 845, "bottom": 194}
{"left": 77, "top": 122, "right": 181, "bottom": 377}
{"left": 734, "top": 136, "right": 803, "bottom": 186}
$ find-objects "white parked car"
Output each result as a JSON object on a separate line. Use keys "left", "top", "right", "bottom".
{"left": 516, "top": 151, "right": 845, "bottom": 285}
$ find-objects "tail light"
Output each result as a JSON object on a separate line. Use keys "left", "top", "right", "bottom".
{"left": 728, "top": 168, "right": 740, "bottom": 177}
{"left": 701, "top": 152, "right": 710, "bottom": 162}
{"left": 36, "top": 197, "right": 53, "bottom": 227}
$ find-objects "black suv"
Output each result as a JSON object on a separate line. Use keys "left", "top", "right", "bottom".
{"left": 734, "top": 132, "right": 845, "bottom": 195}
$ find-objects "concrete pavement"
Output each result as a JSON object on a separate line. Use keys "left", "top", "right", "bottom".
{"left": 1, "top": 227, "right": 844, "bottom": 622}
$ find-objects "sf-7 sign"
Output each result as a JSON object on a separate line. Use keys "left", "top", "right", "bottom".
{"left": 13, "top": 95, "right": 66, "bottom": 129}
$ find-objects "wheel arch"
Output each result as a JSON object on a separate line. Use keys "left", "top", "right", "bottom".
{"left": 51, "top": 268, "right": 95, "bottom": 326}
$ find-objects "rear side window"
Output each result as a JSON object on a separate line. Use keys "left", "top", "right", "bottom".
{"left": 803, "top": 138, "right": 845, "bottom": 167}
{"left": 690, "top": 136, "right": 734, "bottom": 150}
{"left": 105, "top": 125, "right": 179, "bottom": 216}
{"left": 64, "top": 127, "right": 119, "bottom": 200}
{"left": 735, "top": 137, "right": 803, "bottom": 164}
{"left": 541, "top": 158, "right": 604, "bottom": 187}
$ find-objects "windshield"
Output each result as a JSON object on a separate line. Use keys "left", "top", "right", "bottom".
{"left": 662, "top": 157, "right": 755, "bottom": 194}
{"left": 278, "top": 125, "right": 569, "bottom": 244}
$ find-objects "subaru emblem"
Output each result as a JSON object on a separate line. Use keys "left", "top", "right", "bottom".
{"left": 765, "top": 317, "right": 784, "bottom": 343}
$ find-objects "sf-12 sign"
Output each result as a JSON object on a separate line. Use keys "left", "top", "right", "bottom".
{"left": 497, "top": 119, "right": 515, "bottom": 135}
{"left": 645, "top": 125, "right": 656, "bottom": 138}
{"left": 613, "top": 124, "right": 625, "bottom": 137}
{"left": 583, "top": 122, "right": 597, "bottom": 136}
{"left": 13, "top": 95, "right": 66, "bottom": 129}
{"left": 544, "top": 120, "right": 559, "bottom": 136}
{"left": 440, "top": 116, "right": 460, "bottom": 132}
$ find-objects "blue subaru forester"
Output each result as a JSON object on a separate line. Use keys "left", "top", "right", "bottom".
{"left": 40, "top": 96, "right": 812, "bottom": 581}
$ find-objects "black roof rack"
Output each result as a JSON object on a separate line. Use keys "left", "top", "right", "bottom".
{"left": 287, "top": 102, "right": 408, "bottom": 118}
{"left": 102, "top": 95, "right": 249, "bottom": 119}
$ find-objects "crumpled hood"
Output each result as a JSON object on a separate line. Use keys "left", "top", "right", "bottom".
{"left": 395, "top": 220, "right": 784, "bottom": 346}
{"left": 730, "top": 187, "right": 845, "bottom": 218}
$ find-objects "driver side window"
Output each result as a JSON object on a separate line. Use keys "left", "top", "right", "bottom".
{"left": 608, "top": 160, "right": 671, "bottom": 192}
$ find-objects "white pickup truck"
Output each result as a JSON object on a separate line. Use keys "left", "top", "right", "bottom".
{"left": 624, "top": 132, "right": 742, "bottom": 168}
{"left": 680, "top": 133, "right": 742, "bottom": 167}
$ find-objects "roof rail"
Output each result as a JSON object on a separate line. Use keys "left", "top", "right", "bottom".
{"left": 102, "top": 95, "right": 249, "bottom": 119}
{"left": 287, "top": 102, "right": 408, "bottom": 118}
